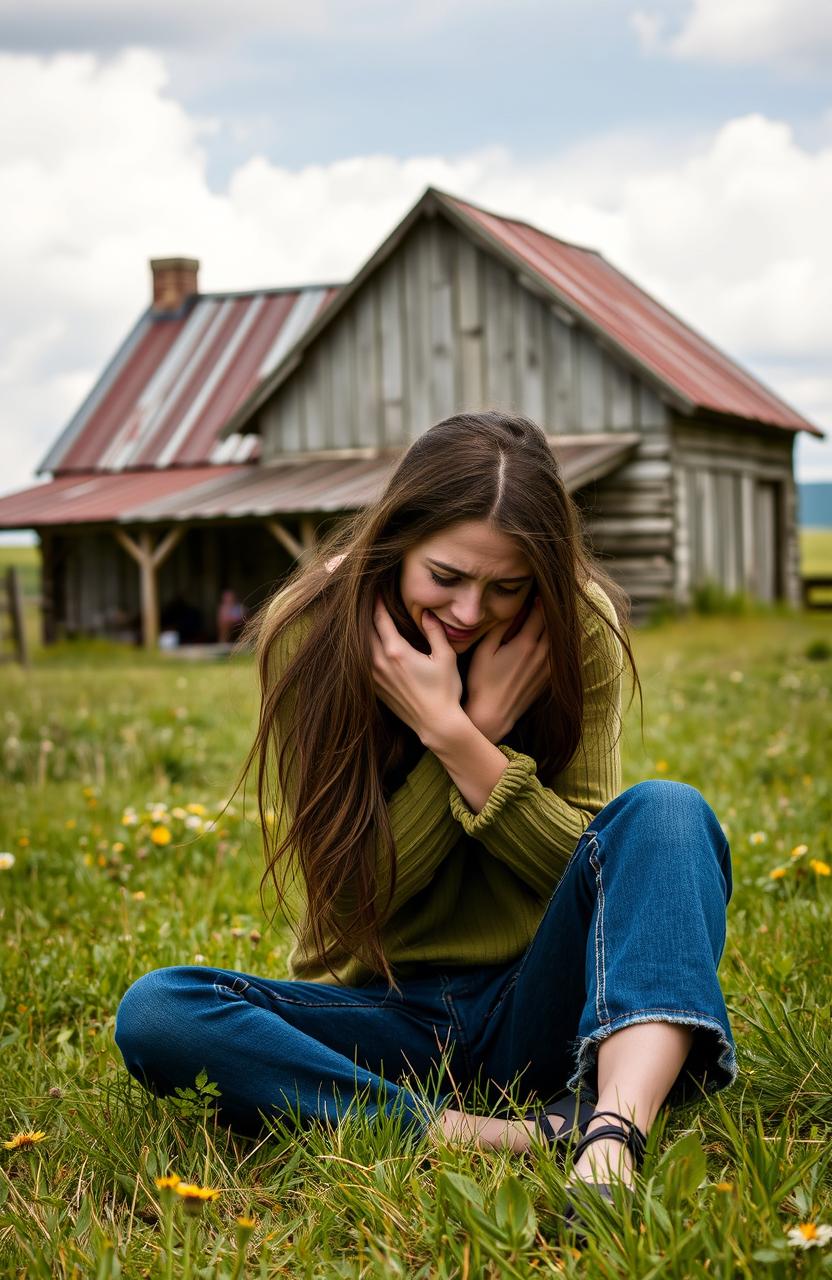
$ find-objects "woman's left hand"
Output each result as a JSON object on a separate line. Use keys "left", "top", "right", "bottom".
{"left": 464, "top": 598, "right": 550, "bottom": 743}
{"left": 371, "top": 596, "right": 463, "bottom": 745}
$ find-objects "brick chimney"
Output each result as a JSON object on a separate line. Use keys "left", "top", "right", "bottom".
{"left": 150, "top": 256, "right": 200, "bottom": 312}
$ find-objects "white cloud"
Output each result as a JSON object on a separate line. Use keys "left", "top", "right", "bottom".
{"left": 0, "top": 46, "right": 830, "bottom": 502}
{"left": 630, "top": 0, "right": 832, "bottom": 73}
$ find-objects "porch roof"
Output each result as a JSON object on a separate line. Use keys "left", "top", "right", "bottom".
{"left": 0, "top": 434, "right": 640, "bottom": 530}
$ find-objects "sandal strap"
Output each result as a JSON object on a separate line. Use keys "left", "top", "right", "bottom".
{"left": 572, "top": 1110, "right": 648, "bottom": 1168}
{"left": 536, "top": 1112, "right": 558, "bottom": 1145}
{"left": 523, "top": 1091, "right": 596, "bottom": 1148}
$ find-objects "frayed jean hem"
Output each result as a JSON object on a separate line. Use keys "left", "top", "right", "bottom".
{"left": 566, "top": 1010, "right": 738, "bottom": 1110}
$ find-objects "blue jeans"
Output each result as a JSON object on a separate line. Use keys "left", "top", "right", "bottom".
{"left": 115, "top": 780, "right": 736, "bottom": 1137}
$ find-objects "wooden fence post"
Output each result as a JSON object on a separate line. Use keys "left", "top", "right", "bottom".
{"left": 4, "top": 566, "right": 30, "bottom": 666}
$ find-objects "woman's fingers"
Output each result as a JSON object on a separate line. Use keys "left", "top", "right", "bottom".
{"left": 373, "top": 595, "right": 402, "bottom": 654}
{"left": 421, "top": 609, "right": 453, "bottom": 658}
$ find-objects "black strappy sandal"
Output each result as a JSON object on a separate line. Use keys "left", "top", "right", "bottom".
{"left": 522, "top": 1089, "right": 597, "bottom": 1151}
{"left": 562, "top": 1110, "right": 648, "bottom": 1232}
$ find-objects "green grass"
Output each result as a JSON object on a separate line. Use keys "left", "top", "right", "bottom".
{"left": 1, "top": 613, "right": 832, "bottom": 1276}
{"left": 800, "top": 529, "right": 832, "bottom": 578}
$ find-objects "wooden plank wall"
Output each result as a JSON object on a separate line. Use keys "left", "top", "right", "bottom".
{"left": 59, "top": 531, "right": 139, "bottom": 637}
{"left": 578, "top": 386, "right": 674, "bottom": 620}
{"left": 671, "top": 420, "right": 797, "bottom": 606}
{"left": 52, "top": 524, "right": 297, "bottom": 640}
{"left": 255, "top": 211, "right": 680, "bottom": 618}
{"left": 259, "top": 214, "right": 667, "bottom": 454}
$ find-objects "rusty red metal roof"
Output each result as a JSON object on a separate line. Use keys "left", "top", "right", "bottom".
{"left": 0, "top": 466, "right": 245, "bottom": 528}
{"left": 134, "top": 434, "right": 639, "bottom": 520}
{"left": 444, "top": 192, "right": 821, "bottom": 435}
{"left": 0, "top": 436, "right": 638, "bottom": 529}
{"left": 38, "top": 285, "right": 339, "bottom": 476}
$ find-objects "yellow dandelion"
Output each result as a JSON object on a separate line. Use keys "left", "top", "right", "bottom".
{"left": 175, "top": 1182, "right": 221, "bottom": 1216}
{"left": 111, "top": 841, "right": 125, "bottom": 854}
{"left": 655, "top": 760, "right": 668, "bottom": 774}
{"left": 769, "top": 867, "right": 787, "bottom": 881}
{"left": 176, "top": 1182, "right": 220, "bottom": 1201}
{"left": 82, "top": 786, "right": 95, "bottom": 798}
{"left": 65, "top": 819, "right": 77, "bottom": 830}
{"left": 83, "top": 853, "right": 94, "bottom": 867}
{"left": 714, "top": 1181, "right": 733, "bottom": 1192}
{"left": 749, "top": 831, "right": 766, "bottom": 845}
{"left": 150, "top": 826, "right": 172, "bottom": 846}
{"left": 97, "top": 855, "right": 107, "bottom": 867}
{"left": 236, "top": 1215, "right": 256, "bottom": 1229}
{"left": 185, "top": 803, "right": 206, "bottom": 816}
{"left": 17, "top": 836, "right": 29, "bottom": 848}
{"left": 132, "top": 890, "right": 146, "bottom": 901}
{"left": 791, "top": 844, "right": 808, "bottom": 859}
{"left": 809, "top": 859, "right": 831, "bottom": 877}
{"left": 155, "top": 1174, "right": 181, "bottom": 1190}
{"left": 4, "top": 1130, "right": 47, "bottom": 1150}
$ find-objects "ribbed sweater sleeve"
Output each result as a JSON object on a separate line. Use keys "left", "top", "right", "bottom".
{"left": 447, "top": 583, "right": 624, "bottom": 898}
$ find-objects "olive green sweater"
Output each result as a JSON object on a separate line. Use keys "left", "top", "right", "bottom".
{"left": 268, "top": 582, "right": 624, "bottom": 986}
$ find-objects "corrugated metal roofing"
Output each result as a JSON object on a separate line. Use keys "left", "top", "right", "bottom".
{"left": 0, "top": 436, "right": 638, "bottom": 529}
{"left": 224, "top": 187, "right": 819, "bottom": 439}
{"left": 37, "top": 286, "right": 339, "bottom": 475}
{"left": 445, "top": 192, "right": 821, "bottom": 435}
{"left": 0, "top": 466, "right": 245, "bottom": 528}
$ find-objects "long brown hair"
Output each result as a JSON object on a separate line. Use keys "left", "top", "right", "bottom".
{"left": 236, "top": 411, "right": 638, "bottom": 986}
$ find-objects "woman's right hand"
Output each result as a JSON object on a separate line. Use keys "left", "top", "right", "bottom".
{"left": 370, "top": 596, "right": 464, "bottom": 746}
{"left": 463, "top": 600, "right": 550, "bottom": 743}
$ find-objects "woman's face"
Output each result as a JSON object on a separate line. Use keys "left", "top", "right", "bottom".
{"left": 399, "top": 520, "right": 535, "bottom": 652}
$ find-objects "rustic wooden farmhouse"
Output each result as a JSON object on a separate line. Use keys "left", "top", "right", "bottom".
{"left": 0, "top": 186, "right": 822, "bottom": 644}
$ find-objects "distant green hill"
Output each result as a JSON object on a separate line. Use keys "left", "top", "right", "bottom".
{"left": 799, "top": 483, "right": 832, "bottom": 527}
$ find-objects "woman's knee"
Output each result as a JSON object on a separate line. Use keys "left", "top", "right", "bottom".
{"left": 596, "top": 779, "right": 729, "bottom": 877}
{"left": 114, "top": 965, "right": 197, "bottom": 1066}
{"left": 618, "top": 779, "right": 721, "bottom": 833}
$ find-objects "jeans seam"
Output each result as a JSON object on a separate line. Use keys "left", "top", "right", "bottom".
{"left": 441, "top": 981, "right": 473, "bottom": 1081}
{"left": 214, "top": 977, "right": 250, "bottom": 998}
{"left": 589, "top": 841, "right": 610, "bottom": 1026}
{"left": 212, "top": 976, "right": 392, "bottom": 1011}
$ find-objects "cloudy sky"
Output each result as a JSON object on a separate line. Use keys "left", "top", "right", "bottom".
{"left": 1, "top": 0, "right": 831, "bottom": 518}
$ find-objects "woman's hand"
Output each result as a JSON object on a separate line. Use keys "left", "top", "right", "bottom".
{"left": 370, "top": 596, "right": 463, "bottom": 747}
{"left": 464, "top": 599, "right": 550, "bottom": 743}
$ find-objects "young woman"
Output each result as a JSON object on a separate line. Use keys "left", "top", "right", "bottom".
{"left": 115, "top": 411, "right": 736, "bottom": 1213}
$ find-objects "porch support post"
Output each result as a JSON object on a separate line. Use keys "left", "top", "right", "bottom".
{"left": 114, "top": 524, "right": 184, "bottom": 650}
{"left": 265, "top": 517, "right": 305, "bottom": 562}
{"left": 299, "top": 515, "right": 317, "bottom": 557}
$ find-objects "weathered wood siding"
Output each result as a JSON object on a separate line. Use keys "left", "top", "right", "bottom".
{"left": 48, "top": 524, "right": 297, "bottom": 640}
{"left": 671, "top": 420, "right": 797, "bottom": 606}
{"left": 577, "top": 384, "right": 673, "bottom": 620}
{"left": 258, "top": 213, "right": 666, "bottom": 453}
{"left": 257, "top": 212, "right": 677, "bottom": 614}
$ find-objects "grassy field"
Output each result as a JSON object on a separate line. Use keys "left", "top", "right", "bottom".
{"left": 801, "top": 529, "right": 832, "bottom": 577}
{"left": 1, "top": 600, "right": 832, "bottom": 1274}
